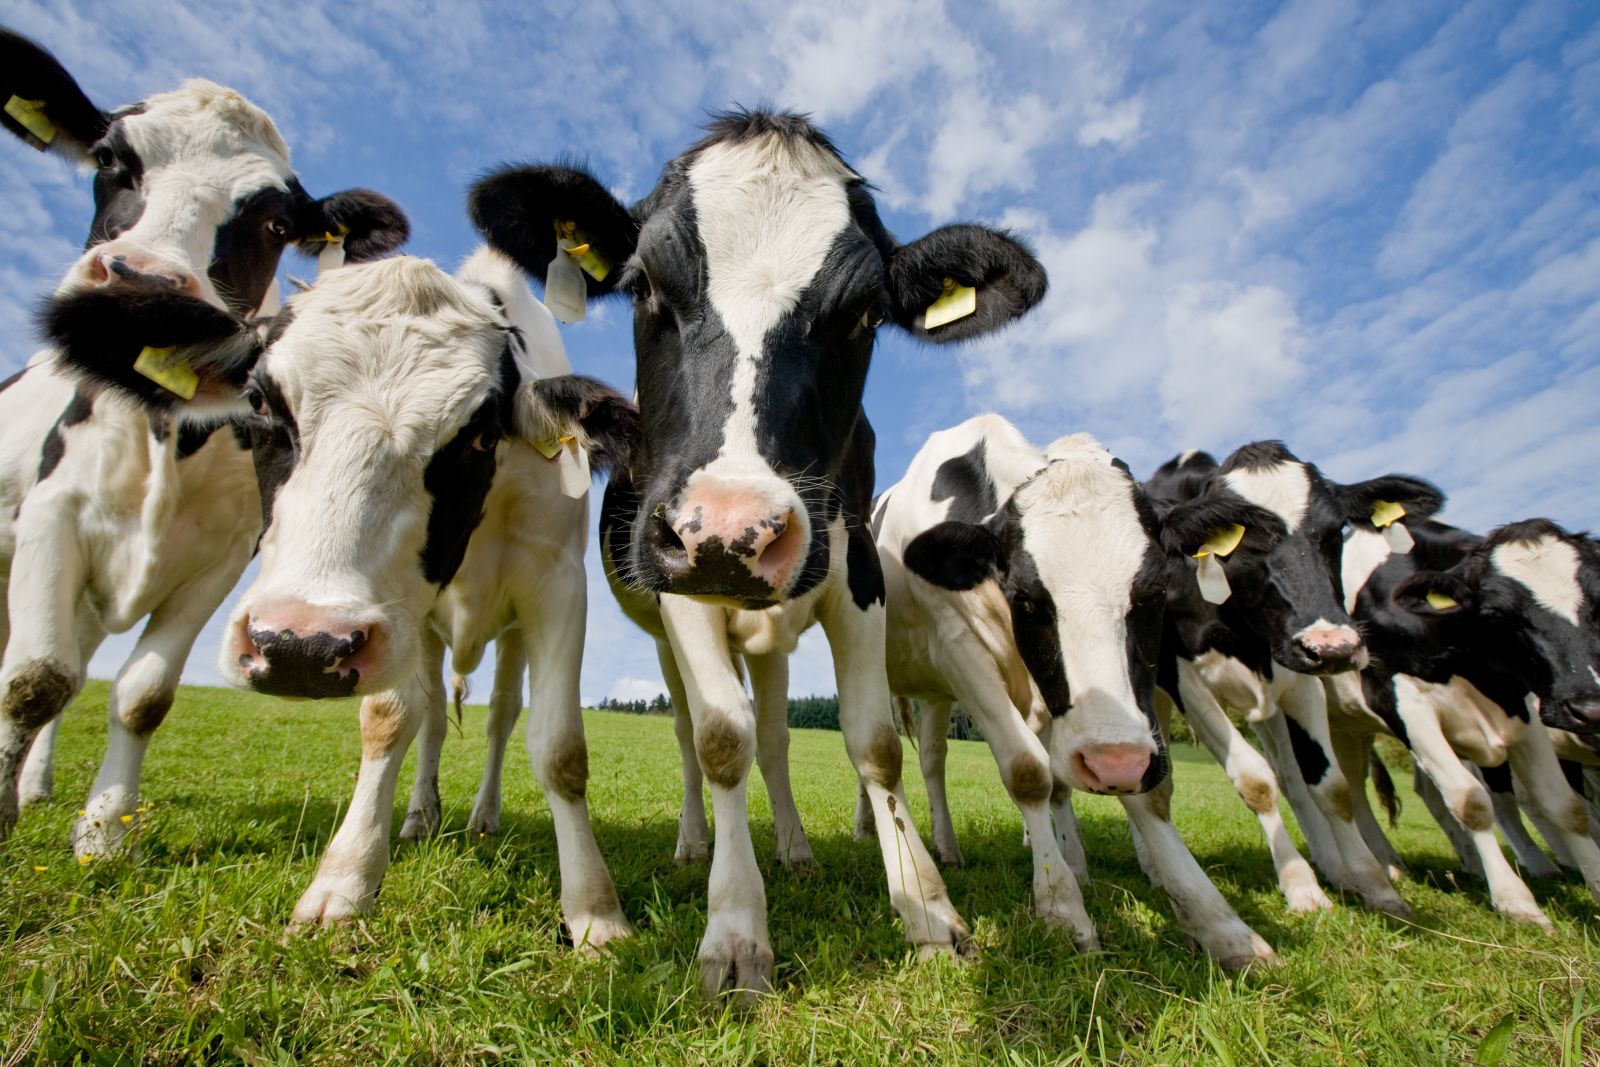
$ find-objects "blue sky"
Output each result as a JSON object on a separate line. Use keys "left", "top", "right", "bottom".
{"left": 3, "top": 0, "right": 1597, "bottom": 703}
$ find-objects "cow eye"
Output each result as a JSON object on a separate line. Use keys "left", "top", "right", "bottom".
{"left": 470, "top": 433, "right": 497, "bottom": 453}
{"left": 94, "top": 146, "right": 116, "bottom": 170}
{"left": 245, "top": 387, "right": 267, "bottom": 415}
{"left": 266, "top": 218, "right": 291, "bottom": 240}
{"left": 859, "top": 307, "right": 885, "bottom": 331}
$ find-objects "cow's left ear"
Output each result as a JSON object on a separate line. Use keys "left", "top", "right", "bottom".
{"left": 886, "top": 224, "right": 1048, "bottom": 343}
{"left": 1, "top": 29, "right": 110, "bottom": 159}
{"left": 514, "top": 373, "right": 640, "bottom": 479}
{"left": 294, "top": 189, "right": 410, "bottom": 262}
{"left": 1392, "top": 571, "right": 1476, "bottom": 616}
{"left": 1334, "top": 475, "right": 1446, "bottom": 531}
{"left": 904, "top": 521, "right": 1006, "bottom": 591}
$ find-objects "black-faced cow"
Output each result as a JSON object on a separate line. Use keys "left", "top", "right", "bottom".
{"left": 1324, "top": 518, "right": 1600, "bottom": 928}
{"left": 470, "top": 110, "right": 1048, "bottom": 998}
{"left": 142, "top": 249, "right": 638, "bottom": 940}
{"left": 873, "top": 416, "right": 1277, "bottom": 968}
{"left": 0, "top": 29, "right": 406, "bottom": 853}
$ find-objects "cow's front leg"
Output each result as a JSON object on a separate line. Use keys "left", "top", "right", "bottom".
{"left": 1505, "top": 723, "right": 1600, "bottom": 903}
{"left": 1479, "top": 762, "right": 1561, "bottom": 878}
{"left": 1118, "top": 790, "right": 1278, "bottom": 969}
{"left": 661, "top": 596, "right": 770, "bottom": 1002}
{"left": 399, "top": 632, "right": 450, "bottom": 840}
{"left": 820, "top": 570, "right": 971, "bottom": 960}
{"left": 1328, "top": 726, "right": 1407, "bottom": 882}
{"left": 748, "top": 651, "right": 813, "bottom": 871}
{"left": 292, "top": 671, "right": 429, "bottom": 925}
{"left": 468, "top": 638, "right": 526, "bottom": 836}
{"left": 521, "top": 568, "right": 631, "bottom": 954}
{"left": 663, "top": 642, "right": 708, "bottom": 865}
{"left": 1276, "top": 673, "right": 1408, "bottom": 915}
{"left": 1253, "top": 710, "right": 1348, "bottom": 883}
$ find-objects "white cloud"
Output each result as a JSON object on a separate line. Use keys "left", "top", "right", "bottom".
{"left": 608, "top": 675, "right": 667, "bottom": 703}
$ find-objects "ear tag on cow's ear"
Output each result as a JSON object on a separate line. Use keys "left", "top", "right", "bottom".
{"left": 315, "top": 224, "right": 349, "bottom": 273}
{"left": 546, "top": 221, "right": 587, "bottom": 324}
{"left": 1195, "top": 523, "right": 1246, "bottom": 559}
{"left": 1383, "top": 522, "right": 1414, "bottom": 554}
{"left": 923, "top": 277, "right": 977, "bottom": 330}
{"left": 532, "top": 433, "right": 570, "bottom": 461}
{"left": 1195, "top": 554, "right": 1232, "bottom": 605}
{"left": 1425, "top": 590, "right": 1458, "bottom": 611}
{"left": 557, "top": 437, "right": 590, "bottom": 498}
{"left": 5, "top": 96, "right": 55, "bottom": 149}
{"left": 1371, "top": 500, "right": 1412, "bottom": 553}
{"left": 561, "top": 236, "right": 612, "bottom": 283}
{"left": 133, "top": 346, "right": 199, "bottom": 400}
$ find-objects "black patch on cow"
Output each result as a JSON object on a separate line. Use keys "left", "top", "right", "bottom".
{"left": 37, "top": 389, "right": 93, "bottom": 482}
{"left": 210, "top": 185, "right": 298, "bottom": 315}
{"left": 0, "top": 367, "right": 25, "bottom": 394}
{"left": 1003, "top": 538, "right": 1072, "bottom": 719}
{"left": 246, "top": 371, "right": 299, "bottom": 531}
{"left": 1358, "top": 671, "right": 1409, "bottom": 745}
{"left": 468, "top": 163, "right": 639, "bottom": 295}
{"left": 1283, "top": 713, "right": 1330, "bottom": 786}
{"left": 244, "top": 625, "right": 363, "bottom": 698}
{"left": 869, "top": 489, "right": 891, "bottom": 538}
{"left": 0, "top": 30, "right": 110, "bottom": 154}
{"left": 85, "top": 120, "right": 148, "bottom": 247}
{"left": 930, "top": 440, "right": 997, "bottom": 524}
{"left": 846, "top": 524, "right": 885, "bottom": 609}
{"left": 1478, "top": 760, "right": 1513, "bottom": 794}
{"left": 1560, "top": 758, "right": 1585, "bottom": 794}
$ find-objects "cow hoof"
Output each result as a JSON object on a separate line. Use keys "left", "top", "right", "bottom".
{"left": 1385, "top": 863, "right": 1408, "bottom": 883}
{"left": 1365, "top": 889, "right": 1412, "bottom": 919}
{"left": 1497, "top": 898, "right": 1554, "bottom": 932}
{"left": 699, "top": 939, "right": 774, "bottom": 1005}
{"left": 1218, "top": 933, "right": 1280, "bottom": 972}
{"left": 398, "top": 807, "right": 439, "bottom": 841}
{"left": 291, "top": 876, "right": 377, "bottom": 927}
{"left": 19, "top": 784, "right": 53, "bottom": 808}
{"left": 1284, "top": 884, "right": 1335, "bottom": 915}
{"left": 934, "top": 841, "right": 966, "bottom": 868}
{"left": 466, "top": 806, "right": 500, "bottom": 836}
{"left": 569, "top": 912, "right": 635, "bottom": 957}
{"left": 674, "top": 839, "right": 709, "bottom": 866}
{"left": 780, "top": 853, "right": 818, "bottom": 877}
{"left": 71, "top": 810, "right": 134, "bottom": 861}
{"left": 911, "top": 904, "right": 976, "bottom": 962}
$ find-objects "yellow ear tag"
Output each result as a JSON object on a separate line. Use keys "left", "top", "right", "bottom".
{"left": 1425, "top": 591, "right": 1458, "bottom": 610}
{"left": 133, "top": 347, "right": 199, "bottom": 400}
{"left": 1193, "top": 523, "right": 1246, "bottom": 559}
{"left": 561, "top": 237, "right": 612, "bottom": 282}
{"left": 1371, "top": 500, "right": 1406, "bottom": 528}
{"left": 923, "top": 277, "right": 977, "bottom": 330}
{"left": 315, "top": 223, "right": 350, "bottom": 273}
{"left": 532, "top": 433, "right": 574, "bottom": 461}
{"left": 5, "top": 96, "right": 55, "bottom": 148}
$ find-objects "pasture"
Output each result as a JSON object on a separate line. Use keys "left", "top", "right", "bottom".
{"left": 2, "top": 683, "right": 1596, "bottom": 1065}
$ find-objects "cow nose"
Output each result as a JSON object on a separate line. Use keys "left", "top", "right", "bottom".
{"left": 235, "top": 610, "right": 383, "bottom": 698}
{"left": 1072, "top": 743, "right": 1154, "bottom": 794}
{"left": 1556, "top": 698, "right": 1600, "bottom": 731}
{"left": 94, "top": 252, "right": 201, "bottom": 296}
{"left": 1292, "top": 624, "right": 1364, "bottom": 673}
{"left": 650, "top": 478, "right": 807, "bottom": 597}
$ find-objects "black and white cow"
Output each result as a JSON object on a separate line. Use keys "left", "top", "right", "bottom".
{"left": 1325, "top": 518, "right": 1600, "bottom": 928}
{"left": 873, "top": 416, "right": 1276, "bottom": 968}
{"left": 0, "top": 29, "right": 406, "bottom": 853}
{"left": 470, "top": 110, "right": 1048, "bottom": 998}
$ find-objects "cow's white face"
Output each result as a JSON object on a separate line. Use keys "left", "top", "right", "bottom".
{"left": 219, "top": 256, "right": 521, "bottom": 697}
{"left": 61, "top": 81, "right": 298, "bottom": 316}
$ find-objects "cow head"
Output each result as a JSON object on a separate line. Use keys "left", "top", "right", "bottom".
{"left": 900, "top": 435, "right": 1237, "bottom": 794}
{"left": 194, "top": 252, "right": 638, "bottom": 698}
{"left": 469, "top": 110, "right": 1046, "bottom": 606}
{"left": 5, "top": 29, "right": 407, "bottom": 414}
{"left": 1148, "top": 442, "right": 1443, "bottom": 675}
{"left": 1394, "top": 519, "right": 1600, "bottom": 734}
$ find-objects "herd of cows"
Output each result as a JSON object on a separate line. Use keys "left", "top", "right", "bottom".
{"left": 1, "top": 28, "right": 1598, "bottom": 1003}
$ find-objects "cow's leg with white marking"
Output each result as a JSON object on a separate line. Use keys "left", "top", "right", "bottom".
{"left": 1504, "top": 723, "right": 1600, "bottom": 903}
{"left": 399, "top": 636, "right": 450, "bottom": 840}
{"left": 468, "top": 639, "right": 526, "bottom": 836}
{"left": 820, "top": 542, "right": 972, "bottom": 962}
{"left": 1253, "top": 710, "right": 1349, "bottom": 883}
{"left": 519, "top": 567, "right": 631, "bottom": 954}
{"left": 748, "top": 651, "right": 814, "bottom": 871}
{"left": 1328, "top": 726, "right": 1407, "bottom": 882}
{"left": 913, "top": 699, "right": 965, "bottom": 868}
{"left": 1117, "top": 789, "right": 1278, "bottom": 969}
{"left": 1391, "top": 678, "right": 1549, "bottom": 928}
{"left": 1276, "top": 673, "right": 1407, "bottom": 914}
{"left": 293, "top": 656, "right": 432, "bottom": 925}
{"left": 1479, "top": 762, "right": 1561, "bottom": 878}
{"left": 665, "top": 641, "right": 709, "bottom": 866}
{"left": 1175, "top": 663, "right": 1331, "bottom": 914}
{"left": 661, "top": 596, "right": 772, "bottom": 1000}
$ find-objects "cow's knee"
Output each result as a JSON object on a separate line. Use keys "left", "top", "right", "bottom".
{"left": 118, "top": 689, "right": 174, "bottom": 737}
{"left": 1006, "top": 753, "right": 1052, "bottom": 806}
{"left": 696, "top": 713, "right": 754, "bottom": 789}
{"left": 860, "top": 724, "right": 903, "bottom": 790}
{"left": 1237, "top": 772, "right": 1278, "bottom": 816}
{"left": 539, "top": 729, "right": 589, "bottom": 801}
{"left": 3, "top": 660, "right": 77, "bottom": 730}
{"left": 1450, "top": 780, "right": 1495, "bottom": 832}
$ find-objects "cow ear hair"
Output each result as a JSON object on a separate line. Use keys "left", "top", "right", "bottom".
{"left": 1, "top": 29, "right": 109, "bottom": 159}
{"left": 1335, "top": 475, "right": 1446, "bottom": 530}
{"left": 469, "top": 164, "right": 637, "bottom": 297}
{"left": 886, "top": 224, "right": 1048, "bottom": 344}
{"left": 295, "top": 189, "right": 410, "bottom": 262}
{"left": 904, "top": 521, "right": 1006, "bottom": 591}
{"left": 1160, "top": 496, "right": 1287, "bottom": 562}
{"left": 516, "top": 373, "right": 640, "bottom": 478}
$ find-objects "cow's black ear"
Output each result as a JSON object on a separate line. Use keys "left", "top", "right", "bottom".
{"left": 904, "top": 521, "right": 1006, "bottom": 591}
{"left": 1, "top": 29, "right": 109, "bottom": 158}
{"left": 1392, "top": 571, "right": 1476, "bottom": 616}
{"left": 295, "top": 189, "right": 409, "bottom": 262}
{"left": 39, "top": 285, "right": 262, "bottom": 411}
{"left": 1160, "top": 496, "right": 1287, "bottom": 562}
{"left": 468, "top": 164, "right": 638, "bottom": 297}
{"left": 1336, "top": 475, "right": 1446, "bottom": 530}
{"left": 886, "top": 224, "right": 1048, "bottom": 344}
{"left": 518, "top": 373, "right": 640, "bottom": 477}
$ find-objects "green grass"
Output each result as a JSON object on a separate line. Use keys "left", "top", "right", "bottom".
{"left": 3, "top": 682, "right": 1597, "bottom": 1065}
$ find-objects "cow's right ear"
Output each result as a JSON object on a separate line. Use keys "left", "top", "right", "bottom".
{"left": 1, "top": 29, "right": 110, "bottom": 159}
{"left": 1392, "top": 571, "right": 1477, "bottom": 617}
{"left": 516, "top": 373, "right": 641, "bottom": 478}
{"left": 39, "top": 284, "right": 263, "bottom": 411}
{"left": 1160, "top": 496, "right": 1288, "bottom": 563}
{"left": 468, "top": 165, "right": 638, "bottom": 297}
{"left": 904, "top": 521, "right": 1006, "bottom": 591}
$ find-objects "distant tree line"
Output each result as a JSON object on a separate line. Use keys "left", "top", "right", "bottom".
{"left": 592, "top": 692, "right": 988, "bottom": 740}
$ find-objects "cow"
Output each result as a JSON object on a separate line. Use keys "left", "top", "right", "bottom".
{"left": 469, "top": 109, "right": 1049, "bottom": 999}
{"left": 871, "top": 415, "right": 1277, "bottom": 968}
{"left": 0, "top": 28, "right": 407, "bottom": 854}
{"left": 1323, "top": 518, "right": 1600, "bottom": 928}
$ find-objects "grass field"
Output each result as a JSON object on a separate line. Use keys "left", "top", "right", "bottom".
{"left": 2, "top": 682, "right": 1597, "bottom": 1065}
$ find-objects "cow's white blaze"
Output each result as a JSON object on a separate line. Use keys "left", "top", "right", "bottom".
{"left": 1341, "top": 527, "right": 1393, "bottom": 613}
{"left": 1492, "top": 536, "right": 1583, "bottom": 625}
{"left": 1224, "top": 461, "right": 1310, "bottom": 532}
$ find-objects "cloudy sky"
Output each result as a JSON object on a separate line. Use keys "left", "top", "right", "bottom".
{"left": 3, "top": 0, "right": 1597, "bottom": 703}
